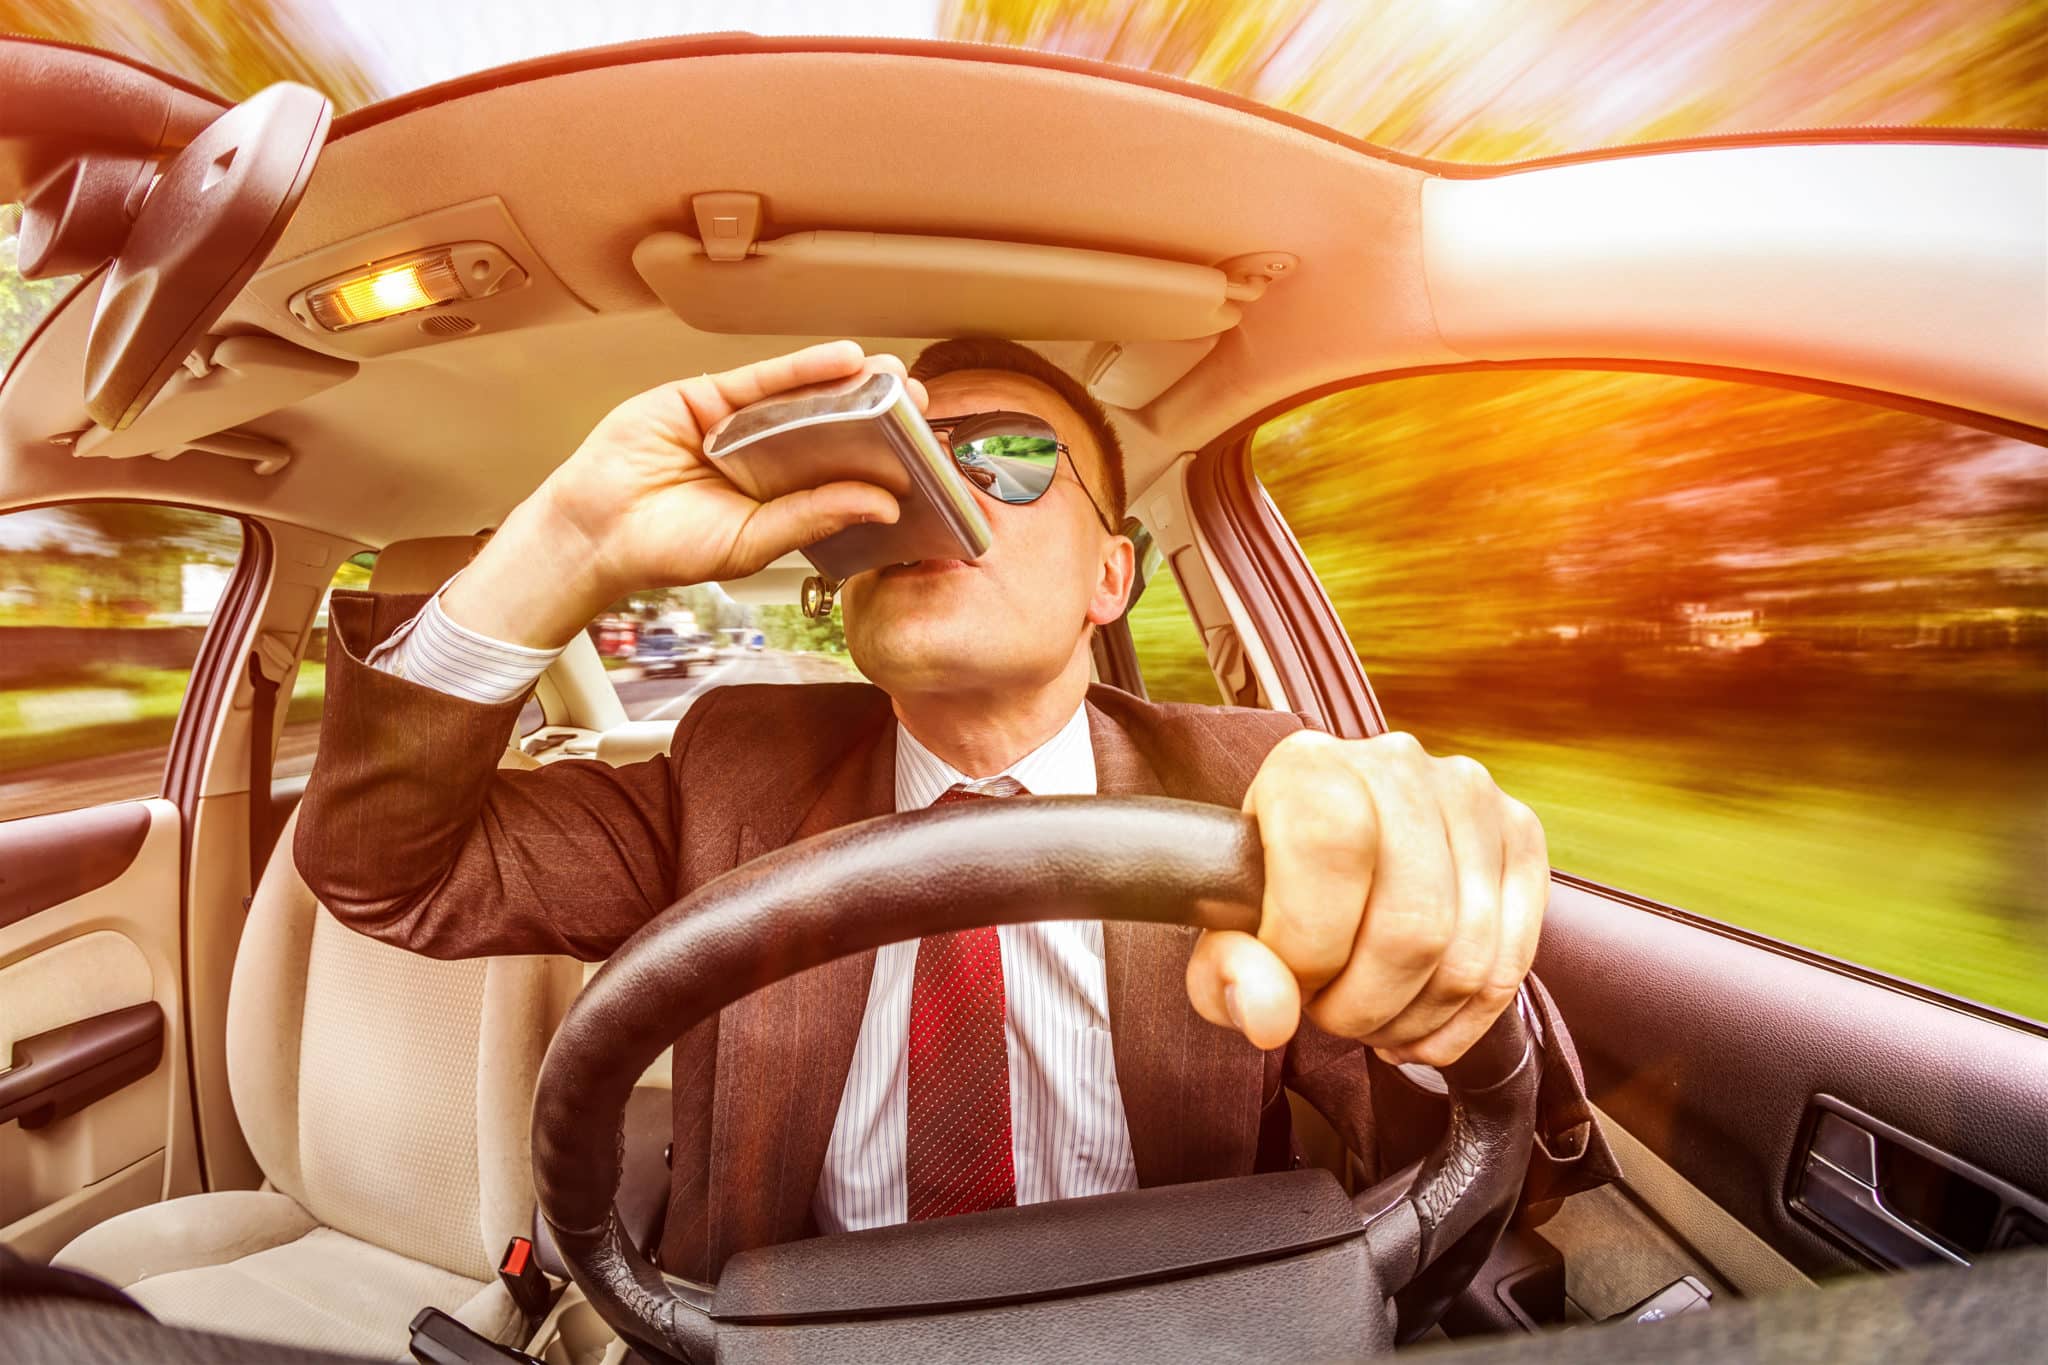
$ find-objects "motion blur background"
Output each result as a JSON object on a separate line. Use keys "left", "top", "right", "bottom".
{"left": 2, "top": 2, "right": 2043, "bottom": 1019}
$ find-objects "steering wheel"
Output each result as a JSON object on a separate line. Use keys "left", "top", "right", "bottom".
{"left": 532, "top": 796, "right": 1539, "bottom": 1364}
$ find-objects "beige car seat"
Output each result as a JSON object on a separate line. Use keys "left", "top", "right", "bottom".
{"left": 55, "top": 538, "right": 577, "bottom": 1358}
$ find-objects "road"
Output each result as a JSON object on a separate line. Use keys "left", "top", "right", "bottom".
{"left": 610, "top": 648, "right": 829, "bottom": 721}
{"left": 0, "top": 650, "right": 857, "bottom": 822}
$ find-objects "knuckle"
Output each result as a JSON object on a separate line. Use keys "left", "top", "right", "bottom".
{"left": 1266, "top": 770, "right": 1371, "bottom": 851}
{"left": 1503, "top": 796, "right": 1544, "bottom": 840}
{"left": 1439, "top": 753, "right": 1494, "bottom": 797}
{"left": 1430, "top": 949, "right": 1492, "bottom": 1001}
{"left": 1375, "top": 729, "right": 1427, "bottom": 763}
{"left": 1376, "top": 903, "right": 1455, "bottom": 970}
{"left": 1267, "top": 729, "right": 1338, "bottom": 773}
{"left": 1480, "top": 971, "right": 1525, "bottom": 1011}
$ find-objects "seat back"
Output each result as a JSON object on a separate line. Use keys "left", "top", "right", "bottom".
{"left": 224, "top": 808, "right": 576, "bottom": 1282}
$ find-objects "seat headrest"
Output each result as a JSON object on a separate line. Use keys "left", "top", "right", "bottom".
{"left": 368, "top": 536, "right": 484, "bottom": 595}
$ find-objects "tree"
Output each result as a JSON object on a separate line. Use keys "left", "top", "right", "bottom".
{"left": 758, "top": 604, "right": 849, "bottom": 654}
{"left": 0, "top": 0, "right": 383, "bottom": 109}
{"left": 0, "top": 207, "right": 71, "bottom": 367}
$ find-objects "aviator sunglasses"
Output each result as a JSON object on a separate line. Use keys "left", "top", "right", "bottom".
{"left": 926, "top": 410, "right": 1117, "bottom": 534}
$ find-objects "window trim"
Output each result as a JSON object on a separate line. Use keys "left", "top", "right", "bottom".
{"left": 163, "top": 514, "right": 271, "bottom": 823}
{"left": 1185, "top": 437, "right": 1384, "bottom": 736}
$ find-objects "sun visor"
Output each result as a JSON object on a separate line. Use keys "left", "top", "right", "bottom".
{"left": 69, "top": 335, "right": 355, "bottom": 474}
{"left": 634, "top": 228, "right": 1251, "bottom": 342}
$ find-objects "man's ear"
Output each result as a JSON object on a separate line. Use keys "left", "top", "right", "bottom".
{"left": 1085, "top": 533, "right": 1137, "bottom": 627}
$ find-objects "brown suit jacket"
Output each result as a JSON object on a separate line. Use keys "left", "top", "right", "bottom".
{"left": 297, "top": 590, "right": 1386, "bottom": 1279}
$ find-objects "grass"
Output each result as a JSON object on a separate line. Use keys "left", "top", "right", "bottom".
{"left": 1455, "top": 729, "right": 2047, "bottom": 1021}
{"left": 0, "top": 665, "right": 190, "bottom": 774}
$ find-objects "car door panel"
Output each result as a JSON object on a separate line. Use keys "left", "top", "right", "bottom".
{"left": 0, "top": 799, "right": 199, "bottom": 1260}
{"left": 0, "top": 801, "right": 150, "bottom": 926}
{"left": 1536, "top": 876, "right": 2048, "bottom": 1277}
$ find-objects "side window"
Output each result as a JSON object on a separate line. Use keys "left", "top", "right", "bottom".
{"left": 0, "top": 502, "right": 244, "bottom": 822}
{"left": 1255, "top": 371, "right": 2048, "bottom": 1021}
{"left": 275, "top": 551, "right": 375, "bottom": 782}
{"left": 1125, "top": 544, "right": 1222, "bottom": 704}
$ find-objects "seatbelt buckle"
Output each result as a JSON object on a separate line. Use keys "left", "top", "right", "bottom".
{"left": 497, "top": 1235, "right": 553, "bottom": 1322}
{"left": 407, "top": 1307, "right": 544, "bottom": 1364}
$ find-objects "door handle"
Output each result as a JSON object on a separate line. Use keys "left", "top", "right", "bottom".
{"left": 1790, "top": 1096, "right": 2048, "bottom": 1269}
{"left": 0, "top": 1002, "right": 163, "bottom": 1129}
{"left": 1799, "top": 1131, "right": 1968, "bottom": 1268}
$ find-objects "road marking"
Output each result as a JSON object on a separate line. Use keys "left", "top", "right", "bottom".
{"left": 640, "top": 671, "right": 717, "bottom": 721}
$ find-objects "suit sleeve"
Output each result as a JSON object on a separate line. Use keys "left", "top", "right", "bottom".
{"left": 293, "top": 589, "right": 711, "bottom": 961}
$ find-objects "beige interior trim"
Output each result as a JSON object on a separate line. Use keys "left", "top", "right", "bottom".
{"left": 1594, "top": 1103, "right": 1811, "bottom": 1298}
{"left": 1174, "top": 460, "right": 1290, "bottom": 710}
{"left": 0, "top": 1151, "right": 165, "bottom": 1264}
{"left": 720, "top": 550, "right": 812, "bottom": 606}
{"left": 593, "top": 721, "right": 679, "bottom": 767}
{"left": 189, "top": 520, "right": 368, "bottom": 1192}
{"left": 540, "top": 633, "right": 627, "bottom": 733}
{"left": 0, "top": 929, "right": 152, "bottom": 1070}
{"left": 1422, "top": 143, "right": 2048, "bottom": 428}
{"left": 368, "top": 535, "right": 485, "bottom": 594}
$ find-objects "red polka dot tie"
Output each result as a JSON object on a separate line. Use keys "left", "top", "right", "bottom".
{"left": 906, "top": 777, "right": 1026, "bottom": 1221}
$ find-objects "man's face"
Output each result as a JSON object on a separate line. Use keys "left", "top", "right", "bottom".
{"left": 841, "top": 369, "right": 1134, "bottom": 698}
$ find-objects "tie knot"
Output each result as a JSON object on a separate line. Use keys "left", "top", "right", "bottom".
{"left": 935, "top": 775, "right": 1028, "bottom": 805}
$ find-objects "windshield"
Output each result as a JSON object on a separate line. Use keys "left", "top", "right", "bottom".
{"left": 5, "top": 1, "right": 2042, "bottom": 378}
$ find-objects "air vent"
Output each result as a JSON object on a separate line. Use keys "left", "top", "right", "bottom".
{"left": 418, "top": 313, "right": 479, "bottom": 337}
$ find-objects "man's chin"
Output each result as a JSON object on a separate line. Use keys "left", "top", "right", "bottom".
{"left": 846, "top": 601, "right": 996, "bottom": 689}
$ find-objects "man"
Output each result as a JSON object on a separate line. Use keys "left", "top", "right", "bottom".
{"left": 297, "top": 338, "right": 1608, "bottom": 1280}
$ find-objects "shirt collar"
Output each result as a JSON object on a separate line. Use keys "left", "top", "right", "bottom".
{"left": 894, "top": 702, "right": 1096, "bottom": 811}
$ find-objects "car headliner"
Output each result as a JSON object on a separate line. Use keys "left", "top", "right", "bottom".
{"left": 2, "top": 35, "right": 2043, "bottom": 560}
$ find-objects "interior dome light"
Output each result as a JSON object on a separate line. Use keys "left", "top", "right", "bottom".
{"left": 290, "top": 242, "right": 528, "bottom": 331}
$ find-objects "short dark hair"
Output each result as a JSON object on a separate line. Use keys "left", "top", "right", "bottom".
{"left": 908, "top": 338, "right": 1127, "bottom": 525}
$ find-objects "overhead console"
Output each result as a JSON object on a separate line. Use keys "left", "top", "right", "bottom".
{"left": 633, "top": 192, "right": 1296, "bottom": 408}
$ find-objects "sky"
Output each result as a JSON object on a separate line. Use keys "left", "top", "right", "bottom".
{"left": 320, "top": 0, "right": 945, "bottom": 98}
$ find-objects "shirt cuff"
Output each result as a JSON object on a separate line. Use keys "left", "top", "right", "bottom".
{"left": 364, "top": 577, "right": 565, "bottom": 705}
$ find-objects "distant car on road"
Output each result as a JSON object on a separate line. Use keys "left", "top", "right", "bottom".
{"left": 591, "top": 615, "right": 639, "bottom": 658}
{"left": 633, "top": 627, "right": 719, "bottom": 677}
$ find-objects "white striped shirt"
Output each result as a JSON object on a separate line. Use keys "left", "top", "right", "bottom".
{"left": 368, "top": 591, "right": 1141, "bottom": 1233}
{"left": 816, "top": 706, "right": 1139, "bottom": 1232}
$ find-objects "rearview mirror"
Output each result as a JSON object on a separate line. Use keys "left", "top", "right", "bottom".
{"left": 0, "top": 39, "right": 330, "bottom": 429}
{"left": 82, "top": 82, "right": 330, "bottom": 429}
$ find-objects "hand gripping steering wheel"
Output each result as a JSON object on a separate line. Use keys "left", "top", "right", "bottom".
{"left": 532, "top": 796, "right": 1539, "bottom": 1364}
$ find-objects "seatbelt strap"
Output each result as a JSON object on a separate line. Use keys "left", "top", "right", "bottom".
{"left": 245, "top": 647, "right": 283, "bottom": 904}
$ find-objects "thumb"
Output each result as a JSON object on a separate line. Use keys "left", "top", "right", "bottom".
{"left": 736, "top": 480, "right": 899, "bottom": 570}
{"left": 1186, "top": 929, "right": 1302, "bottom": 1051}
